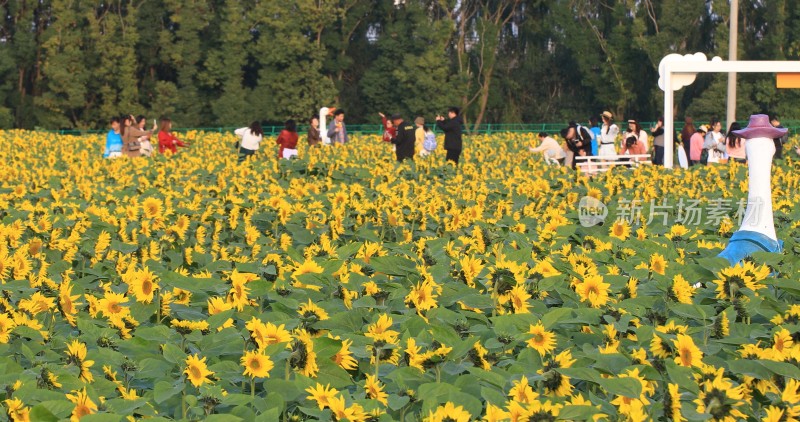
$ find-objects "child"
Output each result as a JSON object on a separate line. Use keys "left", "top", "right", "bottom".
{"left": 379, "top": 112, "right": 396, "bottom": 143}
{"left": 420, "top": 125, "right": 437, "bottom": 157}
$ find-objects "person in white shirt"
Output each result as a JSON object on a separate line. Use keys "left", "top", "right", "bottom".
{"left": 235, "top": 121, "right": 264, "bottom": 163}
{"left": 530, "top": 132, "right": 565, "bottom": 164}
{"left": 598, "top": 111, "right": 619, "bottom": 156}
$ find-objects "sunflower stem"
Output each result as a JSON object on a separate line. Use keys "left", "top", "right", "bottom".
{"left": 250, "top": 377, "right": 255, "bottom": 399}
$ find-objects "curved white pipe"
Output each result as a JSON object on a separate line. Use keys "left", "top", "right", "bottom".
{"left": 319, "top": 107, "right": 331, "bottom": 144}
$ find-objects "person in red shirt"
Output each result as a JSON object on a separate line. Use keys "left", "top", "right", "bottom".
{"left": 157, "top": 117, "right": 189, "bottom": 154}
{"left": 378, "top": 112, "right": 396, "bottom": 142}
{"left": 276, "top": 119, "right": 299, "bottom": 159}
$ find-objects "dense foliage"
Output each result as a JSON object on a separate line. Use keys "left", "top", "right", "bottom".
{"left": 0, "top": 130, "right": 799, "bottom": 421}
{"left": 3, "top": 1, "right": 800, "bottom": 130}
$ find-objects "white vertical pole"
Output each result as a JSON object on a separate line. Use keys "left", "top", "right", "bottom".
{"left": 664, "top": 67, "right": 674, "bottom": 169}
{"left": 319, "top": 107, "right": 330, "bottom": 144}
{"left": 726, "top": 0, "right": 739, "bottom": 131}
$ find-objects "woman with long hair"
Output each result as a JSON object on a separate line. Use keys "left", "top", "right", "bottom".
{"left": 680, "top": 117, "right": 696, "bottom": 166}
{"left": 725, "top": 122, "right": 745, "bottom": 163}
{"left": 235, "top": 121, "right": 264, "bottom": 163}
{"left": 157, "top": 117, "right": 189, "bottom": 155}
{"left": 307, "top": 116, "right": 321, "bottom": 146}
{"left": 598, "top": 111, "right": 619, "bottom": 156}
{"left": 121, "top": 114, "right": 152, "bottom": 158}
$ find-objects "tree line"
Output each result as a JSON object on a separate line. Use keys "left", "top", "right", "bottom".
{"left": 2, "top": 0, "right": 800, "bottom": 131}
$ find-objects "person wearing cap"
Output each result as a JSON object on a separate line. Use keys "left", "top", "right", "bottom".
{"left": 390, "top": 114, "right": 415, "bottom": 162}
{"left": 689, "top": 125, "right": 707, "bottom": 165}
{"left": 414, "top": 117, "right": 426, "bottom": 156}
{"left": 598, "top": 111, "right": 619, "bottom": 156}
{"left": 717, "top": 114, "right": 785, "bottom": 266}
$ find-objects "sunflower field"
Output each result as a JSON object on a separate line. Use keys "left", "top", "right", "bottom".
{"left": 1, "top": 130, "right": 800, "bottom": 422}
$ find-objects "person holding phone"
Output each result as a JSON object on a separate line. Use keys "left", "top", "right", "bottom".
{"left": 435, "top": 107, "right": 463, "bottom": 165}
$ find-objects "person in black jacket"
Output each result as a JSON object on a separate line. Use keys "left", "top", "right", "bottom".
{"left": 436, "top": 107, "right": 463, "bottom": 165}
{"left": 390, "top": 114, "right": 415, "bottom": 162}
{"left": 563, "top": 121, "right": 592, "bottom": 169}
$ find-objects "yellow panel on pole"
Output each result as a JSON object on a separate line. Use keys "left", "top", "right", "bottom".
{"left": 777, "top": 73, "right": 800, "bottom": 88}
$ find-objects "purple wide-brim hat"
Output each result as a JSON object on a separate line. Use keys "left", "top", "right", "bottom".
{"left": 732, "top": 114, "right": 788, "bottom": 139}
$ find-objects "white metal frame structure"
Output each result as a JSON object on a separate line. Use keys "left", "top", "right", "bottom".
{"left": 659, "top": 53, "right": 800, "bottom": 168}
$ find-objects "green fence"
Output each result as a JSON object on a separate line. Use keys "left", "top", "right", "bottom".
{"left": 32, "top": 121, "right": 800, "bottom": 136}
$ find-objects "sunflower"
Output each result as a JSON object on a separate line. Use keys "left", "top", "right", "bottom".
{"left": 538, "top": 350, "right": 576, "bottom": 397}
{"left": 405, "top": 279, "right": 440, "bottom": 313}
{"left": 458, "top": 255, "right": 484, "bottom": 287}
{"left": 97, "top": 291, "right": 130, "bottom": 319}
{"left": 609, "top": 220, "right": 631, "bottom": 240}
{"left": 170, "top": 319, "right": 210, "bottom": 335}
{"left": 298, "top": 299, "right": 330, "bottom": 334}
{"left": 771, "top": 329, "right": 794, "bottom": 360}
{"left": 246, "top": 319, "right": 292, "bottom": 351}
{"left": 502, "top": 284, "right": 531, "bottom": 314}
{"left": 650, "top": 253, "right": 667, "bottom": 275}
{"left": 330, "top": 335, "right": 358, "bottom": 371}
{"left": 714, "top": 266, "right": 758, "bottom": 300}
{"left": 424, "top": 402, "right": 471, "bottom": 422}
{"left": 290, "top": 329, "right": 319, "bottom": 378}
{"left": 184, "top": 354, "right": 214, "bottom": 387}
{"left": 482, "top": 403, "right": 511, "bottom": 422}
{"left": 328, "top": 393, "right": 368, "bottom": 422}
{"left": 66, "top": 340, "right": 95, "bottom": 383}
{"left": 58, "top": 280, "right": 82, "bottom": 327}
{"left": 670, "top": 274, "right": 696, "bottom": 304}
{"left": 527, "top": 399, "right": 563, "bottom": 420}
{"left": 305, "top": 383, "right": 339, "bottom": 410}
{"left": 128, "top": 267, "right": 159, "bottom": 304}
{"left": 665, "top": 224, "right": 691, "bottom": 241}
{"left": 673, "top": 334, "right": 703, "bottom": 368}
{"left": 227, "top": 276, "right": 251, "bottom": 312}
{"left": 663, "top": 383, "right": 686, "bottom": 422}
{"left": 694, "top": 372, "right": 747, "bottom": 421}
{"left": 241, "top": 350, "right": 274, "bottom": 379}
{"left": 574, "top": 274, "right": 611, "bottom": 308}
{"left": 66, "top": 387, "right": 97, "bottom": 422}
{"left": 364, "top": 375, "right": 388, "bottom": 406}
{"left": 526, "top": 322, "right": 556, "bottom": 356}
{"left": 293, "top": 259, "right": 325, "bottom": 279}
{"left": 365, "top": 314, "right": 399, "bottom": 344}
{"left": 141, "top": 197, "right": 163, "bottom": 219}
{"left": 4, "top": 397, "right": 30, "bottom": 422}
{"left": 509, "top": 376, "right": 539, "bottom": 404}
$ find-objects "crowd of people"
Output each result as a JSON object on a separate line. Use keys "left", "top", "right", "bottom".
{"left": 529, "top": 111, "right": 791, "bottom": 169}
{"left": 230, "top": 107, "right": 465, "bottom": 165}
{"left": 103, "top": 115, "right": 190, "bottom": 158}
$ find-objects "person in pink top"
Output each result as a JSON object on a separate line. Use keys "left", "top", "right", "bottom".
{"left": 689, "top": 125, "right": 707, "bottom": 165}
{"left": 725, "top": 122, "right": 746, "bottom": 163}
{"left": 620, "top": 132, "right": 647, "bottom": 161}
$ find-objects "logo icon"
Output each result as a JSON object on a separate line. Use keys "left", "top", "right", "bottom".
{"left": 578, "top": 196, "right": 608, "bottom": 227}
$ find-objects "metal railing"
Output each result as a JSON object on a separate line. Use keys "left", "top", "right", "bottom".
{"left": 29, "top": 121, "right": 800, "bottom": 136}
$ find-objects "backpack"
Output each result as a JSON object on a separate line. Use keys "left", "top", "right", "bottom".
{"left": 423, "top": 132, "right": 437, "bottom": 151}
{"left": 576, "top": 125, "right": 594, "bottom": 143}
